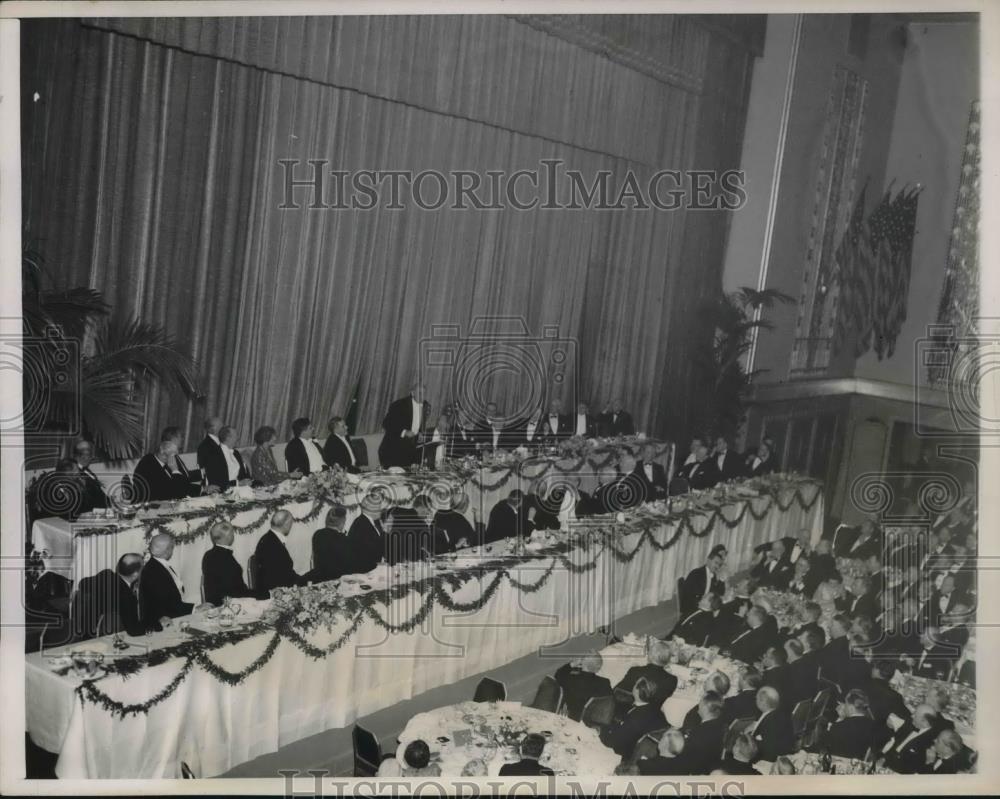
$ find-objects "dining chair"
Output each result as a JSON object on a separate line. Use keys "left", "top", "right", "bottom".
{"left": 352, "top": 724, "right": 382, "bottom": 777}
{"left": 472, "top": 676, "right": 507, "bottom": 703}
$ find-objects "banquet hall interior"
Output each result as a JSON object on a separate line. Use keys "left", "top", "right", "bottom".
{"left": 15, "top": 10, "right": 982, "bottom": 784}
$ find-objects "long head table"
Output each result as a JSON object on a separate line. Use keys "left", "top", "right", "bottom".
{"left": 25, "top": 474, "right": 822, "bottom": 778}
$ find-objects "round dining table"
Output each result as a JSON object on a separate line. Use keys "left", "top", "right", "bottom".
{"left": 395, "top": 700, "right": 620, "bottom": 776}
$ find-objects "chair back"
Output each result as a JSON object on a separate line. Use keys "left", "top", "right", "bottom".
{"left": 791, "top": 698, "right": 813, "bottom": 746}
{"left": 628, "top": 733, "right": 661, "bottom": 766}
{"left": 473, "top": 676, "right": 507, "bottom": 703}
{"left": 180, "top": 762, "right": 196, "bottom": 779}
{"left": 247, "top": 554, "right": 258, "bottom": 591}
{"left": 529, "top": 675, "right": 563, "bottom": 714}
{"left": 580, "top": 695, "right": 616, "bottom": 728}
{"left": 352, "top": 438, "right": 369, "bottom": 468}
{"left": 352, "top": 724, "right": 381, "bottom": 777}
{"left": 200, "top": 575, "right": 205, "bottom": 604}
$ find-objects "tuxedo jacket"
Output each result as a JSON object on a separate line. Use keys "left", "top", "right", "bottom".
{"left": 717, "top": 757, "right": 762, "bottom": 775}
{"left": 498, "top": 759, "right": 554, "bottom": 777}
{"left": 592, "top": 473, "right": 646, "bottom": 514}
{"left": 668, "top": 608, "right": 718, "bottom": 647}
{"left": 679, "top": 458, "right": 720, "bottom": 490}
{"left": 745, "top": 453, "right": 779, "bottom": 477}
{"left": 197, "top": 435, "right": 230, "bottom": 491}
{"left": 599, "top": 410, "right": 635, "bottom": 436}
{"left": 309, "top": 527, "right": 353, "bottom": 582}
{"left": 540, "top": 413, "right": 573, "bottom": 441}
{"left": 910, "top": 645, "right": 957, "bottom": 680}
{"left": 750, "top": 710, "right": 796, "bottom": 762}
{"left": 253, "top": 530, "right": 304, "bottom": 595}
{"left": 379, "top": 395, "right": 431, "bottom": 467}
{"left": 713, "top": 450, "right": 745, "bottom": 482}
{"left": 554, "top": 663, "right": 614, "bottom": 722}
{"left": 921, "top": 589, "right": 964, "bottom": 627}
{"left": 133, "top": 453, "right": 198, "bottom": 502}
{"left": 139, "top": 557, "right": 193, "bottom": 631}
{"left": 77, "top": 466, "right": 110, "bottom": 509}
{"left": 386, "top": 507, "right": 433, "bottom": 565}
{"left": 785, "top": 651, "right": 821, "bottom": 704}
{"left": 822, "top": 715, "right": 876, "bottom": 760}
{"left": 723, "top": 689, "right": 761, "bottom": 724}
{"left": 71, "top": 568, "right": 143, "bottom": 640}
{"left": 484, "top": 500, "right": 534, "bottom": 543}
{"left": 347, "top": 514, "right": 387, "bottom": 575}
{"left": 432, "top": 509, "right": 477, "bottom": 553}
{"left": 201, "top": 545, "right": 252, "bottom": 606}
{"left": 882, "top": 723, "right": 938, "bottom": 774}
{"left": 636, "top": 754, "right": 697, "bottom": 776}
{"left": 600, "top": 702, "right": 667, "bottom": 758}
{"left": 832, "top": 525, "right": 882, "bottom": 559}
{"left": 865, "top": 677, "right": 911, "bottom": 730}
{"left": 567, "top": 414, "right": 598, "bottom": 438}
{"left": 322, "top": 434, "right": 360, "bottom": 472}
{"left": 710, "top": 609, "right": 748, "bottom": 648}
{"left": 751, "top": 557, "right": 794, "bottom": 591}
{"left": 507, "top": 418, "right": 547, "bottom": 448}
{"left": 632, "top": 461, "right": 669, "bottom": 502}
{"left": 613, "top": 664, "right": 678, "bottom": 708}
{"left": 285, "top": 437, "right": 326, "bottom": 476}
{"left": 681, "top": 716, "right": 727, "bottom": 773}
{"left": 679, "top": 565, "right": 727, "bottom": 617}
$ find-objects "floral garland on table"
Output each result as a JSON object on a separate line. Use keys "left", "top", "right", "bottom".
{"left": 70, "top": 475, "right": 820, "bottom": 717}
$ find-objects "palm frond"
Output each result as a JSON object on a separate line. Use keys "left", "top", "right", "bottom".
{"left": 28, "top": 288, "right": 109, "bottom": 340}
{"left": 48, "top": 370, "right": 147, "bottom": 460}
{"left": 88, "top": 316, "right": 201, "bottom": 397}
{"left": 735, "top": 286, "right": 796, "bottom": 310}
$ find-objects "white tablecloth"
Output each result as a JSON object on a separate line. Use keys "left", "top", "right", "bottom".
{"left": 25, "top": 479, "right": 821, "bottom": 778}
{"left": 395, "top": 700, "right": 619, "bottom": 776}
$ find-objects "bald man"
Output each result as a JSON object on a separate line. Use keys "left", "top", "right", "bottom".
{"left": 253, "top": 510, "right": 307, "bottom": 595}
{"left": 133, "top": 440, "right": 199, "bottom": 501}
{"left": 139, "top": 533, "right": 209, "bottom": 631}
{"left": 554, "top": 651, "right": 614, "bottom": 722}
{"left": 70, "top": 553, "right": 145, "bottom": 639}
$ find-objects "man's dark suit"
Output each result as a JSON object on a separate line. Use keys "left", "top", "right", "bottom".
{"left": 786, "top": 651, "right": 821, "bottom": 704}
{"left": 322, "top": 434, "right": 360, "bottom": 472}
{"left": 498, "top": 758, "right": 554, "bottom": 776}
{"left": 70, "top": 569, "right": 143, "bottom": 639}
{"left": 568, "top": 414, "right": 598, "bottom": 438}
{"left": 308, "top": 527, "right": 353, "bottom": 582}
{"left": 484, "top": 500, "right": 534, "bottom": 543}
{"left": 822, "top": 715, "right": 877, "bottom": 759}
{"left": 817, "top": 636, "right": 851, "bottom": 684}
{"left": 633, "top": 461, "right": 669, "bottom": 502}
{"left": 507, "top": 418, "right": 546, "bottom": 449}
{"left": 761, "top": 664, "right": 790, "bottom": 693}
{"left": 751, "top": 557, "right": 794, "bottom": 590}
{"left": 132, "top": 454, "right": 199, "bottom": 502}
{"left": 832, "top": 525, "right": 882, "bottom": 559}
{"left": 379, "top": 395, "right": 431, "bottom": 467}
{"left": 600, "top": 702, "right": 667, "bottom": 758}
{"left": 723, "top": 689, "right": 761, "bottom": 724}
{"left": 679, "top": 565, "right": 726, "bottom": 617}
{"left": 197, "top": 435, "right": 229, "bottom": 491}
{"left": 253, "top": 530, "right": 305, "bottom": 595}
{"left": 201, "top": 545, "right": 252, "bottom": 606}
{"left": 554, "top": 663, "right": 614, "bottom": 722}
{"left": 613, "top": 664, "right": 678, "bottom": 709}
{"left": 668, "top": 609, "right": 718, "bottom": 647}
{"left": 726, "top": 624, "right": 774, "bottom": 664}
{"left": 636, "top": 754, "right": 696, "bottom": 776}
{"left": 745, "top": 453, "right": 779, "bottom": 477}
{"left": 750, "top": 710, "right": 796, "bottom": 761}
{"left": 386, "top": 507, "right": 432, "bottom": 565}
{"left": 866, "top": 678, "right": 911, "bottom": 747}
{"left": 138, "top": 557, "right": 193, "bottom": 632}
{"left": 679, "top": 458, "right": 720, "bottom": 490}
{"left": 432, "top": 509, "right": 477, "bottom": 553}
{"left": 837, "top": 588, "right": 881, "bottom": 620}
{"left": 77, "top": 466, "right": 110, "bottom": 509}
{"left": 540, "top": 414, "right": 573, "bottom": 442}
{"left": 347, "top": 514, "right": 387, "bottom": 575}
{"left": 599, "top": 410, "right": 635, "bottom": 437}
{"left": 681, "top": 716, "right": 727, "bottom": 773}
{"left": 285, "top": 437, "right": 326, "bottom": 476}
{"left": 717, "top": 757, "right": 762, "bottom": 775}
{"left": 592, "top": 473, "right": 646, "bottom": 514}
{"left": 882, "top": 723, "right": 938, "bottom": 774}
{"left": 713, "top": 450, "right": 745, "bottom": 482}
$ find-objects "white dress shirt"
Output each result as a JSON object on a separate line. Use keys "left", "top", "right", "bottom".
{"left": 884, "top": 726, "right": 925, "bottom": 754}
{"left": 303, "top": 438, "right": 325, "bottom": 473}
{"left": 788, "top": 543, "right": 803, "bottom": 563}
{"left": 525, "top": 421, "right": 538, "bottom": 442}
{"left": 409, "top": 398, "right": 422, "bottom": 436}
{"left": 490, "top": 423, "right": 501, "bottom": 449}
{"left": 716, "top": 452, "right": 726, "bottom": 472}
{"left": 643, "top": 463, "right": 654, "bottom": 483}
{"left": 575, "top": 414, "right": 588, "bottom": 436}
{"left": 335, "top": 434, "right": 357, "bottom": 466}
{"left": 154, "top": 555, "right": 184, "bottom": 594}
{"left": 751, "top": 456, "right": 762, "bottom": 472}
{"left": 548, "top": 414, "right": 560, "bottom": 434}
{"left": 431, "top": 428, "right": 445, "bottom": 467}
{"left": 221, "top": 444, "right": 241, "bottom": 481}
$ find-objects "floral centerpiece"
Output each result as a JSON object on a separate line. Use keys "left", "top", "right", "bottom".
{"left": 891, "top": 672, "right": 976, "bottom": 732}
{"left": 752, "top": 588, "right": 810, "bottom": 631}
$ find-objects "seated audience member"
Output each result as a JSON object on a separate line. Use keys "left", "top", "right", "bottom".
{"left": 160, "top": 425, "right": 202, "bottom": 492}
{"left": 348, "top": 492, "right": 389, "bottom": 575}
{"left": 284, "top": 417, "right": 327, "bottom": 476}
{"left": 197, "top": 416, "right": 229, "bottom": 492}
{"left": 751, "top": 541, "right": 793, "bottom": 590}
{"left": 881, "top": 704, "right": 940, "bottom": 774}
{"left": 132, "top": 440, "right": 199, "bottom": 502}
{"left": 635, "top": 729, "right": 691, "bottom": 776}
{"left": 867, "top": 661, "right": 910, "bottom": 747}
{"left": 593, "top": 454, "right": 645, "bottom": 513}
{"left": 433, "top": 492, "right": 480, "bottom": 552}
{"left": 833, "top": 516, "right": 881, "bottom": 559}
{"left": 719, "top": 733, "right": 762, "bottom": 775}
{"left": 253, "top": 510, "right": 307, "bottom": 595}
{"left": 498, "top": 733, "right": 554, "bottom": 777}
{"left": 725, "top": 606, "right": 775, "bottom": 664}
{"left": 323, "top": 416, "right": 360, "bottom": 472}
{"left": 669, "top": 593, "right": 724, "bottom": 646}
{"left": 822, "top": 688, "right": 877, "bottom": 759}
{"left": 678, "top": 440, "right": 719, "bottom": 490}
{"left": 921, "top": 729, "right": 967, "bottom": 774}
{"left": 773, "top": 756, "right": 797, "bottom": 774}
{"left": 71, "top": 437, "right": 111, "bottom": 510}
{"left": 745, "top": 437, "right": 778, "bottom": 477}
{"left": 70, "top": 553, "right": 144, "bottom": 639}
{"left": 711, "top": 435, "right": 745, "bottom": 482}
{"left": 680, "top": 691, "right": 727, "bottom": 773}
{"left": 554, "top": 652, "right": 613, "bottom": 722}
{"left": 787, "top": 601, "right": 825, "bottom": 641}
{"left": 817, "top": 614, "right": 851, "bottom": 685}
{"left": 217, "top": 426, "right": 251, "bottom": 488}
{"left": 375, "top": 758, "right": 402, "bottom": 778}
{"left": 787, "top": 557, "right": 819, "bottom": 597}
{"left": 400, "top": 740, "right": 441, "bottom": 778}
{"left": 612, "top": 639, "right": 679, "bottom": 712}
{"left": 29, "top": 459, "right": 90, "bottom": 520}
{"left": 449, "top": 410, "right": 478, "bottom": 458}
{"left": 837, "top": 575, "right": 880, "bottom": 620}
{"left": 485, "top": 490, "right": 536, "bottom": 543}
{"left": 633, "top": 444, "right": 669, "bottom": 501}
{"left": 920, "top": 527, "right": 954, "bottom": 573}
{"left": 601, "top": 677, "right": 668, "bottom": 759}
{"left": 904, "top": 626, "right": 957, "bottom": 681}
{"left": 749, "top": 686, "right": 795, "bottom": 762}
{"left": 250, "top": 426, "right": 301, "bottom": 486}
{"left": 724, "top": 668, "right": 764, "bottom": 723}
{"left": 921, "top": 573, "right": 965, "bottom": 628}
{"left": 599, "top": 399, "right": 635, "bottom": 437}
{"left": 946, "top": 542, "right": 976, "bottom": 597}
{"left": 201, "top": 521, "right": 253, "bottom": 606}
{"left": 809, "top": 538, "right": 838, "bottom": 584}
{"left": 760, "top": 645, "right": 790, "bottom": 691}
{"left": 572, "top": 402, "right": 598, "bottom": 438}
{"left": 682, "top": 671, "right": 732, "bottom": 730}
{"left": 679, "top": 545, "right": 727, "bottom": 617}
{"left": 308, "top": 505, "right": 351, "bottom": 583}
{"left": 787, "top": 629, "right": 823, "bottom": 704}
{"left": 461, "top": 759, "right": 489, "bottom": 777}
{"left": 386, "top": 495, "right": 435, "bottom": 565}
{"left": 140, "top": 533, "right": 209, "bottom": 631}
{"left": 531, "top": 479, "right": 580, "bottom": 531}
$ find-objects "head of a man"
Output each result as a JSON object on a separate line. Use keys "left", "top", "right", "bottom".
{"left": 204, "top": 416, "right": 223, "bottom": 436}
{"left": 411, "top": 383, "right": 426, "bottom": 403}
{"left": 803, "top": 601, "right": 822, "bottom": 624}
{"left": 732, "top": 732, "right": 758, "bottom": 764}
{"left": 659, "top": 729, "right": 685, "bottom": 758}
{"left": 485, "top": 402, "right": 499, "bottom": 421}
{"left": 326, "top": 505, "right": 348, "bottom": 531}
{"left": 149, "top": 532, "right": 176, "bottom": 561}
{"left": 714, "top": 436, "right": 728, "bottom": 455}
{"left": 784, "top": 638, "right": 804, "bottom": 664}
{"left": 611, "top": 398, "right": 624, "bottom": 414}
{"left": 210, "top": 521, "right": 236, "bottom": 548}
{"left": 548, "top": 398, "right": 562, "bottom": 415}
{"left": 747, "top": 606, "right": 767, "bottom": 629}
{"left": 329, "top": 416, "right": 348, "bottom": 437}
{"left": 580, "top": 652, "right": 603, "bottom": 674}
{"left": 116, "top": 553, "right": 144, "bottom": 585}
{"left": 506, "top": 489, "right": 524, "bottom": 510}
{"left": 689, "top": 437, "right": 704, "bottom": 455}
{"left": 160, "top": 426, "right": 184, "bottom": 449}
{"left": 933, "top": 729, "right": 963, "bottom": 761}
{"left": 698, "top": 691, "right": 724, "bottom": 722}
{"left": 157, "top": 439, "right": 179, "bottom": 464}
{"left": 925, "top": 685, "right": 951, "bottom": 714}
{"left": 698, "top": 593, "right": 723, "bottom": 614}
{"left": 73, "top": 438, "right": 95, "bottom": 468}
{"left": 619, "top": 453, "right": 638, "bottom": 475}
{"left": 219, "top": 426, "right": 238, "bottom": 448}
{"left": 839, "top": 688, "right": 870, "bottom": 719}
{"left": 793, "top": 557, "right": 810, "bottom": 579}
{"left": 707, "top": 550, "right": 725, "bottom": 574}
{"left": 403, "top": 739, "right": 431, "bottom": 770}
{"left": 647, "top": 640, "right": 673, "bottom": 668}
{"left": 768, "top": 540, "right": 786, "bottom": 561}
{"left": 755, "top": 685, "right": 780, "bottom": 714}
{"left": 632, "top": 676, "right": 656, "bottom": 706}
{"left": 704, "top": 670, "right": 730, "bottom": 697}
{"left": 271, "top": 509, "right": 294, "bottom": 536}
{"left": 913, "top": 703, "right": 938, "bottom": 731}
{"left": 758, "top": 439, "right": 772, "bottom": 461}
{"left": 740, "top": 668, "right": 764, "bottom": 693}
{"left": 762, "top": 646, "right": 785, "bottom": 670}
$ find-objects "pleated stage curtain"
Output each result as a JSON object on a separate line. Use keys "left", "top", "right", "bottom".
{"left": 21, "top": 15, "right": 762, "bottom": 449}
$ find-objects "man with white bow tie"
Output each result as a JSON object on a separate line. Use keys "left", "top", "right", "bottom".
{"left": 542, "top": 398, "right": 571, "bottom": 442}
{"left": 139, "top": 533, "right": 211, "bottom": 632}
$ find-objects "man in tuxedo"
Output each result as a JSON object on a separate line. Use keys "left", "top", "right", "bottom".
{"left": 679, "top": 692, "right": 727, "bottom": 773}
{"left": 786, "top": 558, "right": 819, "bottom": 598}
{"left": 284, "top": 417, "right": 328, "bottom": 476}
{"left": 786, "top": 601, "right": 825, "bottom": 642}
{"left": 633, "top": 445, "right": 669, "bottom": 503}
{"left": 678, "top": 441, "right": 720, "bottom": 490}
{"left": 751, "top": 541, "right": 793, "bottom": 590}
{"left": 712, "top": 436, "right": 744, "bottom": 482}
{"left": 905, "top": 626, "right": 959, "bottom": 680}
{"left": 323, "top": 416, "right": 360, "bottom": 472}
{"left": 725, "top": 606, "right": 775, "bottom": 664}
{"left": 449, "top": 409, "right": 478, "bottom": 458}
{"left": 593, "top": 454, "right": 647, "bottom": 513}
{"left": 70, "top": 553, "right": 144, "bottom": 640}
{"left": 760, "top": 645, "right": 790, "bottom": 692}
{"left": 71, "top": 438, "right": 110, "bottom": 510}
{"left": 718, "top": 734, "right": 762, "bottom": 775}
{"left": 679, "top": 545, "right": 727, "bottom": 617}
{"left": 838, "top": 575, "right": 881, "bottom": 620}
{"left": 197, "top": 416, "right": 230, "bottom": 492}
{"left": 748, "top": 686, "right": 795, "bottom": 762}
{"left": 217, "top": 426, "right": 252, "bottom": 488}
{"left": 510, "top": 406, "right": 545, "bottom": 448}
{"left": 485, "top": 490, "right": 536, "bottom": 543}
{"left": 498, "top": 734, "right": 554, "bottom": 777}
{"left": 386, "top": 495, "right": 435, "bottom": 564}
{"left": 600, "top": 677, "right": 668, "bottom": 759}
{"left": 921, "top": 729, "right": 967, "bottom": 774}
{"left": 745, "top": 437, "right": 778, "bottom": 477}
{"left": 724, "top": 669, "right": 764, "bottom": 723}
{"left": 432, "top": 492, "right": 480, "bottom": 553}
{"left": 787, "top": 629, "right": 823, "bottom": 705}
{"left": 253, "top": 510, "right": 307, "bottom": 595}
{"left": 348, "top": 492, "right": 390, "bottom": 575}
{"left": 808, "top": 538, "right": 838, "bottom": 584}
{"left": 635, "top": 729, "right": 693, "bottom": 776}
{"left": 424, "top": 410, "right": 453, "bottom": 469}
{"left": 817, "top": 614, "right": 852, "bottom": 686}
{"left": 866, "top": 660, "right": 911, "bottom": 747}
{"left": 920, "top": 527, "right": 955, "bottom": 574}
{"left": 668, "top": 593, "right": 724, "bottom": 646}
{"left": 379, "top": 383, "right": 432, "bottom": 467}
{"left": 599, "top": 399, "right": 635, "bottom": 437}
{"left": 572, "top": 402, "right": 597, "bottom": 438}
{"left": 612, "top": 640, "right": 679, "bottom": 713}
{"left": 474, "top": 401, "right": 508, "bottom": 452}
{"left": 307, "top": 505, "right": 352, "bottom": 583}
{"left": 822, "top": 688, "right": 877, "bottom": 759}
{"left": 133, "top": 440, "right": 201, "bottom": 502}
{"left": 881, "top": 703, "right": 940, "bottom": 773}
{"left": 201, "top": 521, "right": 253, "bottom": 606}
{"left": 541, "top": 398, "right": 572, "bottom": 442}
{"left": 554, "top": 651, "right": 614, "bottom": 722}
{"left": 160, "top": 426, "right": 202, "bottom": 494}
{"left": 833, "top": 517, "right": 881, "bottom": 559}
{"left": 921, "top": 573, "right": 964, "bottom": 627}
{"left": 140, "top": 533, "right": 209, "bottom": 631}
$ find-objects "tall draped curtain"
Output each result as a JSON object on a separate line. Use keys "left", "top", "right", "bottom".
{"left": 21, "top": 16, "right": 762, "bottom": 450}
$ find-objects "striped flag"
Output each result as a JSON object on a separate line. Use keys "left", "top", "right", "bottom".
{"left": 833, "top": 184, "right": 869, "bottom": 354}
